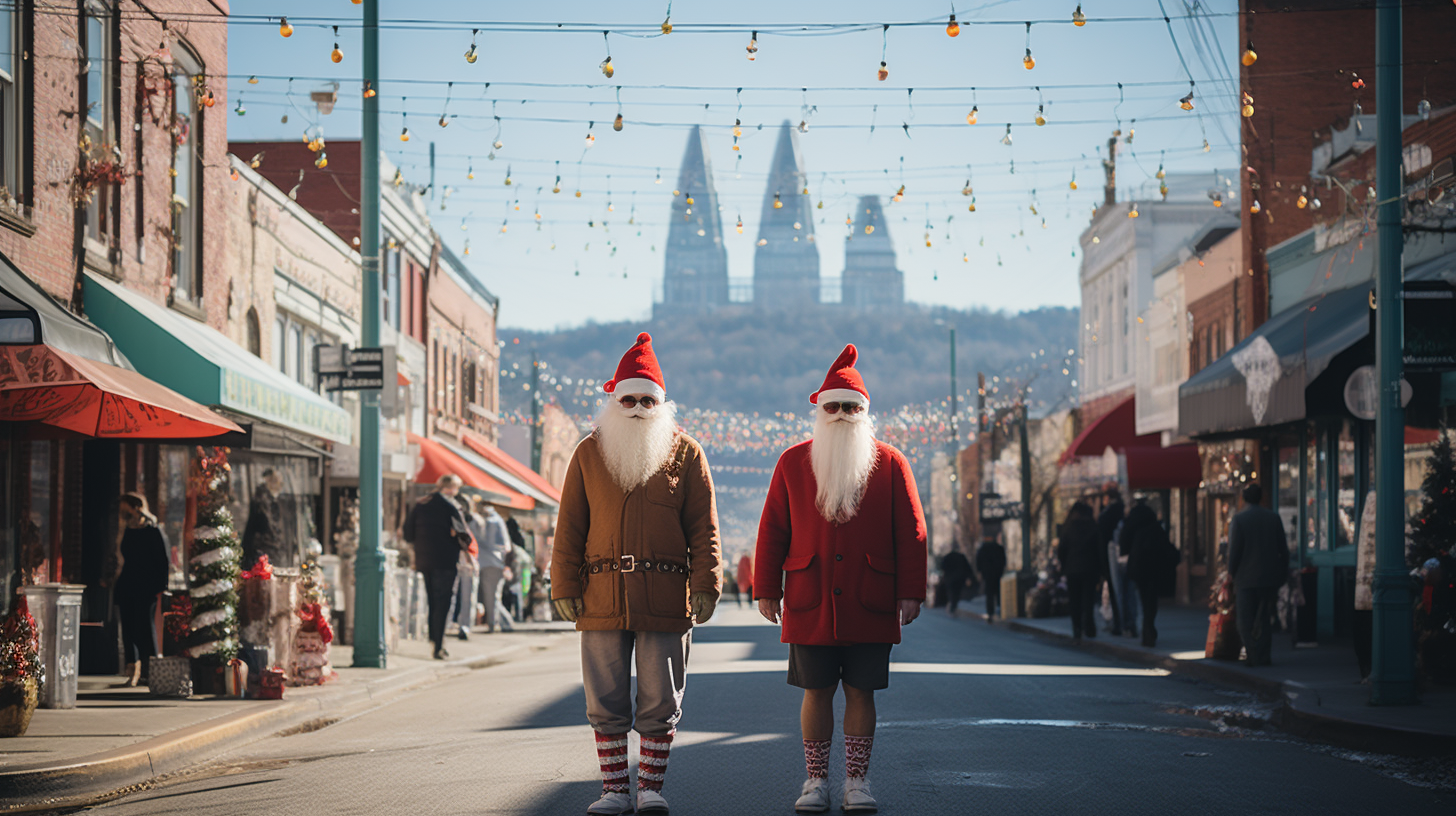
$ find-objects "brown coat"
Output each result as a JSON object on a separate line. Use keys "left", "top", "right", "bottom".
{"left": 550, "top": 431, "right": 723, "bottom": 633}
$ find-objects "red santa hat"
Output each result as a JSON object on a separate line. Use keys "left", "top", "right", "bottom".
{"left": 809, "top": 343, "right": 870, "bottom": 406}
{"left": 603, "top": 332, "right": 666, "bottom": 400}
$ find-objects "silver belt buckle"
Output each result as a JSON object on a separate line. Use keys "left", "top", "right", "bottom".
{"left": 619, "top": 555, "right": 636, "bottom": 573}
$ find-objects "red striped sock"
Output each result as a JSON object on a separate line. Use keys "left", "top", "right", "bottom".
{"left": 803, "top": 738, "right": 830, "bottom": 779}
{"left": 594, "top": 731, "right": 630, "bottom": 794}
{"left": 638, "top": 733, "right": 674, "bottom": 792}
{"left": 845, "top": 734, "right": 874, "bottom": 780}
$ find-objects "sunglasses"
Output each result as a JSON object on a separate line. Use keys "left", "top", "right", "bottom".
{"left": 821, "top": 401, "right": 865, "bottom": 415}
{"left": 618, "top": 395, "right": 658, "bottom": 409}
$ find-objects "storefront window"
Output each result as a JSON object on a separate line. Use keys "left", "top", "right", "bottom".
{"left": 157, "top": 446, "right": 189, "bottom": 589}
{"left": 1336, "top": 422, "right": 1357, "bottom": 550}
{"left": 23, "top": 440, "right": 53, "bottom": 583}
{"left": 1307, "top": 425, "right": 1325, "bottom": 551}
{"left": 1277, "top": 442, "right": 1300, "bottom": 551}
{"left": 228, "top": 451, "right": 321, "bottom": 570}
{"left": 0, "top": 431, "right": 12, "bottom": 613}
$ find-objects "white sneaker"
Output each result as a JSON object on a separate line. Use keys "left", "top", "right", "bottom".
{"left": 842, "top": 777, "right": 878, "bottom": 813}
{"left": 586, "top": 790, "right": 634, "bottom": 815}
{"left": 636, "top": 788, "right": 669, "bottom": 815}
{"left": 794, "top": 778, "right": 830, "bottom": 813}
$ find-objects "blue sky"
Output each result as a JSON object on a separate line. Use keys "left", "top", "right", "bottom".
{"left": 226, "top": 1, "right": 1240, "bottom": 331}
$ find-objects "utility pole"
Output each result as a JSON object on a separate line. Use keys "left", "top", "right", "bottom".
{"left": 1018, "top": 399, "right": 1032, "bottom": 574}
{"left": 948, "top": 326, "right": 958, "bottom": 551}
{"left": 530, "top": 351, "right": 542, "bottom": 472}
{"left": 352, "top": 0, "right": 386, "bottom": 668}
{"left": 1371, "top": 0, "right": 1415, "bottom": 705}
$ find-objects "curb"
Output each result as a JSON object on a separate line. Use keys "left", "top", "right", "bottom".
{"left": 0, "top": 643, "right": 531, "bottom": 813}
{"left": 988, "top": 615, "right": 1454, "bottom": 756}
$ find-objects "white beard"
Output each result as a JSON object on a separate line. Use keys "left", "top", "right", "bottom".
{"left": 810, "top": 408, "right": 879, "bottom": 524}
{"left": 595, "top": 399, "right": 679, "bottom": 492}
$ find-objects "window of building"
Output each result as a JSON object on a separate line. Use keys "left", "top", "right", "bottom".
{"left": 83, "top": 2, "right": 114, "bottom": 248}
{"left": 273, "top": 315, "right": 286, "bottom": 371}
{"left": 384, "top": 239, "right": 401, "bottom": 331}
{"left": 169, "top": 45, "right": 203, "bottom": 305}
{"left": 245, "top": 307, "right": 261, "bottom": 356}
{"left": 0, "top": 4, "right": 26, "bottom": 210}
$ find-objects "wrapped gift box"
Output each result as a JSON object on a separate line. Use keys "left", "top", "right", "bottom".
{"left": 148, "top": 655, "right": 193, "bottom": 698}
{"left": 256, "top": 667, "right": 285, "bottom": 700}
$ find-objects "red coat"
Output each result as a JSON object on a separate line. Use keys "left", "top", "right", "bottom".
{"left": 737, "top": 554, "right": 754, "bottom": 594}
{"left": 754, "top": 440, "right": 928, "bottom": 646}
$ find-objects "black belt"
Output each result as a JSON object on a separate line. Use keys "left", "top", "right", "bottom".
{"left": 582, "top": 555, "right": 689, "bottom": 575}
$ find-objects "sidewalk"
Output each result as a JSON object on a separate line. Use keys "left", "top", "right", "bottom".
{"left": 966, "top": 601, "right": 1456, "bottom": 755}
{"left": 0, "top": 622, "right": 575, "bottom": 813}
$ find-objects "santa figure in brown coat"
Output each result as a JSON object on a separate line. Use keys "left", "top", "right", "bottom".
{"left": 755, "top": 343, "right": 928, "bottom": 814}
{"left": 550, "top": 332, "right": 723, "bottom": 816}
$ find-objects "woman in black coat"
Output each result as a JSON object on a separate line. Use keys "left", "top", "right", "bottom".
{"left": 111, "top": 493, "right": 171, "bottom": 685}
{"left": 1058, "top": 501, "right": 1102, "bottom": 640}
{"left": 1122, "top": 502, "right": 1180, "bottom": 648}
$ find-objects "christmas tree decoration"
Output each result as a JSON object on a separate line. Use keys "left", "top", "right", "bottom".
{"left": 1241, "top": 92, "right": 1254, "bottom": 117}
{"left": 186, "top": 447, "right": 241, "bottom": 667}
{"left": 1241, "top": 42, "right": 1257, "bottom": 66}
{"left": 966, "top": 105, "right": 978, "bottom": 125}
{"left": 947, "top": 14, "right": 960, "bottom": 37}
{"left": 331, "top": 28, "right": 343, "bottom": 63}
{"left": 1073, "top": 4, "right": 1086, "bottom": 26}
{"left": 1409, "top": 430, "right": 1456, "bottom": 567}
{"left": 465, "top": 29, "right": 479, "bottom": 63}
{"left": 746, "top": 30, "right": 758, "bottom": 60}
{"left": 279, "top": 16, "right": 292, "bottom": 38}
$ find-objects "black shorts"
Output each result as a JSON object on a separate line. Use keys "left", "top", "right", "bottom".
{"left": 787, "top": 643, "right": 894, "bottom": 691}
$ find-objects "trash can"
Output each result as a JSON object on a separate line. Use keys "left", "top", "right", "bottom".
{"left": 20, "top": 584, "right": 85, "bottom": 709}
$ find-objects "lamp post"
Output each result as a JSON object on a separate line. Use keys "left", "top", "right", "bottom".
{"left": 1370, "top": 0, "right": 1415, "bottom": 705}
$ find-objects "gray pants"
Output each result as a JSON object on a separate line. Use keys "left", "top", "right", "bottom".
{"left": 479, "top": 567, "right": 508, "bottom": 631}
{"left": 581, "top": 629, "right": 691, "bottom": 737}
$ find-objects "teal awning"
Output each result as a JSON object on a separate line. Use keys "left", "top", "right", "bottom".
{"left": 82, "top": 273, "right": 351, "bottom": 444}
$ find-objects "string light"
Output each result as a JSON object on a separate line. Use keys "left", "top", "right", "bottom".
{"left": 1241, "top": 42, "right": 1257, "bottom": 66}
{"left": 585, "top": 121, "right": 596, "bottom": 147}
{"left": 865, "top": 224, "right": 875, "bottom": 235}
{"left": 893, "top": 185, "right": 905, "bottom": 203}
{"left": 315, "top": 151, "right": 328, "bottom": 169}
{"left": 1023, "top": 23, "right": 1035, "bottom": 69}
{"left": 1069, "top": 172, "right": 1077, "bottom": 190}
{"left": 878, "top": 25, "right": 890, "bottom": 81}
{"left": 1241, "top": 91, "right": 1254, "bottom": 117}
{"left": 947, "top": 12, "right": 959, "bottom": 37}
{"left": 331, "top": 27, "right": 343, "bottom": 63}
{"left": 746, "top": 30, "right": 758, "bottom": 60}
{"left": 736, "top": 215, "right": 744, "bottom": 234}
{"left": 968, "top": 198, "right": 976, "bottom": 212}
{"left": 878, "top": 61, "right": 889, "bottom": 82}
{"left": 1001, "top": 124, "right": 1013, "bottom": 145}
{"left": 363, "top": 82, "right": 376, "bottom": 98}
{"left": 279, "top": 16, "right": 292, "bottom": 38}
{"left": 1249, "top": 199, "right": 1261, "bottom": 214}
{"left": 1180, "top": 81, "right": 1195, "bottom": 111}
{"left": 1035, "top": 105, "right": 1046, "bottom": 126}
{"left": 600, "top": 31, "right": 614, "bottom": 78}
{"left": 247, "top": 75, "right": 258, "bottom": 85}
{"left": 234, "top": 95, "right": 246, "bottom": 116}
{"left": 1128, "top": 203, "right": 1140, "bottom": 218}
{"left": 1418, "top": 98, "right": 1432, "bottom": 121}
{"left": 465, "top": 29, "right": 479, "bottom": 63}
{"left": 504, "top": 165, "right": 513, "bottom": 185}
{"left": 1073, "top": 4, "right": 1086, "bottom": 26}
{"left": 966, "top": 105, "right": 978, "bottom": 125}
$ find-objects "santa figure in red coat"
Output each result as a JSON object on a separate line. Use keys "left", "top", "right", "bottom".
{"left": 754, "top": 344, "right": 928, "bottom": 815}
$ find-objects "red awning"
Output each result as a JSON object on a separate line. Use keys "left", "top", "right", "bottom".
{"left": 1059, "top": 396, "right": 1161, "bottom": 465}
{"left": 462, "top": 431, "right": 563, "bottom": 503}
{"left": 1406, "top": 427, "right": 1442, "bottom": 446}
{"left": 409, "top": 432, "right": 534, "bottom": 511}
{"left": 1123, "top": 444, "right": 1203, "bottom": 490}
{"left": 397, "top": 371, "right": 411, "bottom": 386}
{"left": 0, "top": 344, "right": 243, "bottom": 439}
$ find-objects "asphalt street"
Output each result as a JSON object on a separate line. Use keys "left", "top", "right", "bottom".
{"left": 51, "top": 604, "right": 1453, "bottom": 815}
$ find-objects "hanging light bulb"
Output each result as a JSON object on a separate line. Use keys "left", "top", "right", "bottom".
{"left": 963, "top": 252, "right": 970, "bottom": 262}
{"left": 655, "top": 170, "right": 662, "bottom": 185}
{"left": 816, "top": 200, "right": 824, "bottom": 209}
{"left": 1297, "top": 194, "right": 1308, "bottom": 209}
{"left": 575, "top": 189, "right": 583, "bottom": 198}
{"left": 1203, "top": 138, "right": 1211, "bottom": 152}
{"left": 1250, "top": 199, "right": 1261, "bottom": 214}
{"left": 1128, "top": 203, "right": 1140, "bottom": 218}
{"left": 661, "top": 15, "right": 672, "bottom": 35}
{"left": 1035, "top": 105, "right": 1046, "bottom": 126}
{"left": 1241, "top": 42, "right": 1257, "bottom": 66}
{"left": 492, "top": 138, "right": 504, "bottom": 150}
{"left": 315, "top": 152, "right": 328, "bottom": 169}
{"left": 552, "top": 177, "right": 561, "bottom": 193}
{"left": 600, "top": 56, "right": 614, "bottom": 78}
{"left": 878, "top": 61, "right": 889, "bottom": 81}
{"left": 795, "top": 221, "right": 803, "bottom": 230}
{"left": 685, "top": 192, "right": 695, "bottom": 206}
{"left": 585, "top": 131, "right": 596, "bottom": 147}
{"left": 249, "top": 153, "right": 263, "bottom": 169}
{"left": 1001, "top": 124, "right": 1013, "bottom": 145}
{"left": 1180, "top": 91, "right": 1195, "bottom": 111}
{"left": 893, "top": 185, "right": 905, "bottom": 203}
{"left": 732, "top": 119, "right": 743, "bottom": 139}
{"left": 1211, "top": 193, "right": 1223, "bottom": 208}
{"left": 1069, "top": 173, "right": 1078, "bottom": 191}
{"left": 746, "top": 30, "right": 758, "bottom": 60}
{"left": 801, "top": 186, "right": 810, "bottom": 196}
{"left": 247, "top": 75, "right": 259, "bottom": 85}
{"left": 400, "top": 126, "right": 410, "bottom": 142}
{"left": 966, "top": 105, "right": 978, "bottom": 125}
{"left": 773, "top": 192, "right": 783, "bottom": 209}
{"left": 1024, "top": 48, "right": 1035, "bottom": 70}
{"left": 1156, "top": 164, "right": 1165, "bottom": 180}
{"left": 1241, "top": 92, "right": 1254, "bottom": 118}
{"left": 500, "top": 220, "right": 508, "bottom": 234}
{"left": 504, "top": 166, "right": 512, "bottom": 186}
{"left": 363, "top": 82, "right": 376, "bottom": 98}
{"left": 230, "top": 168, "right": 240, "bottom": 181}
{"left": 924, "top": 233, "right": 932, "bottom": 247}
{"left": 798, "top": 119, "right": 809, "bottom": 134}
{"left": 234, "top": 97, "right": 246, "bottom": 116}
{"left": 1159, "top": 182, "right": 1169, "bottom": 199}
{"left": 464, "top": 239, "right": 471, "bottom": 255}
{"left": 1309, "top": 197, "right": 1322, "bottom": 211}
{"left": 279, "top": 16, "right": 292, "bottom": 37}
{"left": 1073, "top": 4, "right": 1086, "bottom": 26}
{"left": 1418, "top": 99, "right": 1432, "bottom": 121}
{"left": 467, "top": 165, "right": 475, "bottom": 180}
{"left": 393, "top": 168, "right": 403, "bottom": 187}
{"left": 465, "top": 29, "right": 479, "bottom": 63}
{"left": 331, "top": 42, "right": 344, "bottom": 64}
{"left": 962, "top": 180, "right": 973, "bottom": 196}
{"left": 736, "top": 216, "right": 744, "bottom": 234}
{"left": 968, "top": 198, "right": 977, "bottom": 212}
{"left": 947, "top": 14, "right": 960, "bottom": 37}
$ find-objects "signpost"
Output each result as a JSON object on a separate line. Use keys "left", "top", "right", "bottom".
{"left": 317, "top": 344, "right": 397, "bottom": 413}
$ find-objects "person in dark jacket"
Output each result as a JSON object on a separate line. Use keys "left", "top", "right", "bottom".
{"left": 975, "top": 534, "right": 1007, "bottom": 621}
{"left": 109, "top": 493, "right": 170, "bottom": 685}
{"left": 940, "top": 547, "right": 973, "bottom": 615}
{"left": 1096, "top": 487, "right": 1127, "bottom": 636}
{"left": 402, "top": 475, "right": 473, "bottom": 659}
{"left": 1122, "top": 501, "right": 1180, "bottom": 648}
{"left": 1058, "top": 501, "right": 1102, "bottom": 640}
{"left": 1227, "top": 483, "right": 1290, "bottom": 667}
{"left": 241, "top": 469, "right": 288, "bottom": 568}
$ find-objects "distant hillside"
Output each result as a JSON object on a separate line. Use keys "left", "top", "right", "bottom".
{"left": 499, "top": 304, "right": 1078, "bottom": 420}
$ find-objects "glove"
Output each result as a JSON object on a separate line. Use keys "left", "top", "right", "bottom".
{"left": 553, "top": 597, "right": 584, "bottom": 622}
{"left": 690, "top": 592, "right": 717, "bottom": 624}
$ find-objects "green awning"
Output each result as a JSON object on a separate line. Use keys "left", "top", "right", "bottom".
{"left": 82, "top": 273, "right": 351, "bottom": 444}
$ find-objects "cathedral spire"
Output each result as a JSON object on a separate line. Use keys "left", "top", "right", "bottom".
{"left": 658, "top": 126, "right": 728, "bottom": 314}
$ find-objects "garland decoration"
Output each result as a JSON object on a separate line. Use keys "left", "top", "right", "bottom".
{"left": 0, "top": 595, "right": 42, "bottom": 695}
{"left": 186, "top": 447, "right": 241, "bottom": 666}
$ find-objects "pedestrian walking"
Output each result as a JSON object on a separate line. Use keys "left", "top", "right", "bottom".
{"left": 755, "top": 344, "right": 928, "bottom": 815}
{"left": 1122, "top": 501, "right": 1181, "bottom": 648}
{"left": 504, "top": 516, "right": 527, "bottom": 620}
{"left": 548, "top": 332, "right": 723, "bottom": 816}
{"left": 471, "top": 498, "right": 513, "bottom": 633}
{"left": 737, "top": 553, "right": 754, "bottom": 607}
{"left": 975, "top": 534, "right": 1007, "bottom": 621}
{"left": 1096, "top": 487, "right": 1128, "bottom": 636}
{"left": 1227, "top": 483, "right": 1290, "bottom": 667}
{"left": 402, "top": 474, "right": 473, "bottom": 660}
{"left": 447, "top": 495, "right": 481, "bottom": 641}
{"left": 1058, "top": 501, "right": 1102, "bottom": 641}
{"left": 107, "top": 493, "right": 170, "bottom": 686}
{"left": 940, "top": 547, "right": 972, "bottom": 615}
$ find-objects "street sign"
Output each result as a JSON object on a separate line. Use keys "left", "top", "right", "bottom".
{"left": 317, "top": 344, "right": 395, "bottom": 393}
{"left": 980, "top": 497, "right": 1023, "bottom": 521}
{"left": 1402, "top": 281, "right": 1456, "bottom": 371}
